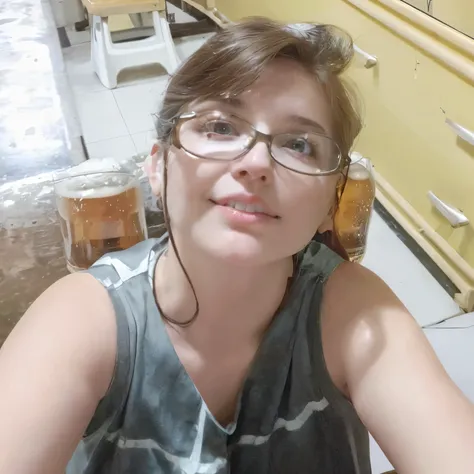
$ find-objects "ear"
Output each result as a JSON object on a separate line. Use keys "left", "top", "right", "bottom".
{"left": 144, "top": 144, "right": 163, "bottom": 196}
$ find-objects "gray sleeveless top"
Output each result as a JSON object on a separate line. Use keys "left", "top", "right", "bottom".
{"left": 67, "top": 236, "right": 371, "bottom": 473}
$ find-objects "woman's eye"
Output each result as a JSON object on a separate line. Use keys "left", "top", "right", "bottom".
{"left": 285, "top": 138, "right": 313, "bottom": 155}
{"left": 206, "top": 121, "right": 236, "bottom": 136}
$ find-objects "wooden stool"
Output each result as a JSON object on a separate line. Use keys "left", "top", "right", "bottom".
{"left": 82, "top": 0, "right": 180, "bottom": 88}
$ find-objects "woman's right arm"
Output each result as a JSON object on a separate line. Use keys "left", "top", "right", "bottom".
{"left": 0, "top": 273, "right": 117, "bottom": 474}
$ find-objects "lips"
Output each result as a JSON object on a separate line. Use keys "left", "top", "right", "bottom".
{"left": 211, "top": 199, "right": 279, "bottom": 218}
{"left": 226, "top": 200, "right": 266, "bottom": 213}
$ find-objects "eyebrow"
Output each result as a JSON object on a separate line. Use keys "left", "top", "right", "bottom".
{"left": 224, "top": 97, "right": 244, "bottom": 108}
{"left": 195, "top": 97, "right": 244, "bottom": 110}
{"left": 287, "top": 115, "right": 328, "bottom": 135}
{"left": 195, "top": 98, "right": 329, "bottom": 135}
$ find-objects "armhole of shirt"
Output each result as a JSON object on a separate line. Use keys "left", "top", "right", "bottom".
{"left": 304, "top": 247, "right": 371, "bottom": 472}
{"left": 82, "top": 269, "right": 137, "bottom": 438}
{"left": 304, "top": 244, "right": 349, "bottom": 405}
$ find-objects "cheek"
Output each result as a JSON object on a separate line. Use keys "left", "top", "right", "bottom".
{"left": 164, "top": 151, "right": 220, "bottom": 221}
{"left": 287, "top": 176, "right": 336, "bottom": 214}
{"left": 283, "top": 177, "right": 336, "bottom": 232}
{"left": 163, "top": 152, "right": 194, "bottom": 220}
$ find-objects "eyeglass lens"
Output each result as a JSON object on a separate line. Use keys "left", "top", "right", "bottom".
{"left": 178, "top": 112, "right": 341, "bottom": 174}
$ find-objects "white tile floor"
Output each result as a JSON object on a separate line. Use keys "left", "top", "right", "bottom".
{"left": 63, "top": 3, "right": 214, "bottom": 158}
{"left": 363, "top": 212, "right": 462, "bottom": 327}
{"left": 64, "top": 29, "right": 213, "bottom": 156}
{"left": 62, "top": 10, "right": 474, "bottom": 473}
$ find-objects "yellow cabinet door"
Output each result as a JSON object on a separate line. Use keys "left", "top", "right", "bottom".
{"left": 346, "top": 15, "right": 474, "bottom": 248}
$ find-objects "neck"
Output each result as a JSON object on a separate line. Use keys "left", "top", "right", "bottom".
{"left": 154, "top": 238, "right": 294, "bottom": 341}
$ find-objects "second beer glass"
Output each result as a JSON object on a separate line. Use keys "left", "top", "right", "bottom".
{"left": 335, "top": 153, "right": 375, "bottom": 262}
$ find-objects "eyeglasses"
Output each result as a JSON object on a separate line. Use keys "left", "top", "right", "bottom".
{"left": 171, "top": 111, "right": 347, "bottom": 176}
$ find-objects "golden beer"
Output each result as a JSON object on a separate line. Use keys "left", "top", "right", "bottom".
{"left": 335, "top": 159, "right": 375, "bottom": 262}
{"left": 55, "top": 171, "right": 147, "bottom": 272}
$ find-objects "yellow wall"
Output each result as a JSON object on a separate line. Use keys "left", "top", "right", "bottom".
{"left": 215, "top": 0, "right": 474, "bottom": 268}
{"left": 216, "top": 0, "right": 341, "bottom": 22}
{"left": 434, "top": 0, "right": 474, "bottom": 38}
{"left": 403, "top": 0, "right": 474, "bottom": 38}
{"left": 404, "top": 0, "right": 428, "bottom": 13}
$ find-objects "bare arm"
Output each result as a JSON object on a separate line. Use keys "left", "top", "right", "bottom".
{"left": 322, "top": 263, "right": 474, "bottom": 474}
{"left": 0, "top": 273, "right": 117, "bottom": 474}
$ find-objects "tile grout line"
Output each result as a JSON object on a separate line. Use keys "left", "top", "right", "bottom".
{"left": 111, "top": 90, "right": 144, "bottom": 153}
{"left": 84, "top": 133, "right": 136, "bottom": 145}
{"left": 112, "top": 89, "right": 134, "bottom": 135}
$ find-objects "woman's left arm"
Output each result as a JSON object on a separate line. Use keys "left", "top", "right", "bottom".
{"left": 321, "top": 263, "right": 474, "bottom": 474}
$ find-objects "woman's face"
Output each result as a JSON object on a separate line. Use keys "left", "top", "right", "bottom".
{"left": 158, "top": 58, "right": 340, "bottom": 266}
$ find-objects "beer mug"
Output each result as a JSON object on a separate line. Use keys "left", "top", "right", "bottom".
{"left": 335, "top": 153, "right": 375, "bottom": 262}
{"left": 54, "top": 158, "right": 148, "bottom": 272}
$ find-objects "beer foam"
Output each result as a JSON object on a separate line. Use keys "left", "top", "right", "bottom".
{"left": 348, "top": 162, "right": 371, "bottom": 181}
{"left": 350, "top": 151, "right": 363, "bottom": 163}
{"left": 71, "top": 157, "right": 124, "bottom": 174}
{"left": 55, "top": 169, "right": 135, "bottom": 199}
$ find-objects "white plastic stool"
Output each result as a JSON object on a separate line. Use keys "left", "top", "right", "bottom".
{"left": 90, "top": 10, "right": 180, "bottom": 89}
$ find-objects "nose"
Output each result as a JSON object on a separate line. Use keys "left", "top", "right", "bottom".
{"left": 230, "top": 141, "right": 273, "bottom": 184}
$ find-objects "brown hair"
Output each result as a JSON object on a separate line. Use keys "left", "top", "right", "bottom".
{"left": 156, "top": 17, "right": 362, "bottom": 261}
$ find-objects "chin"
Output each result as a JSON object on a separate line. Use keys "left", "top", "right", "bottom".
{"left": 197, "top": 228, "right": 272, "bottom": 266}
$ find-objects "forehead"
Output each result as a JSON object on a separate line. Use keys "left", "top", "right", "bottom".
{"left": 244, "top": 58, "right": 327, "bottom": 107}
{"left": 194, "top": 58, "right": 333, "bottom": 135}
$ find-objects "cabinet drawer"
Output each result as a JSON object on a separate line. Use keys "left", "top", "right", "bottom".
{"left": 339, "top": 8, "right": 474, "bottom": 269}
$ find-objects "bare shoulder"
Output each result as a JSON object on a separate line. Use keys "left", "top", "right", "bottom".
{"left": 3, "top": 272, "right": 117, "bottom": 399}
{"left": 320, "top": 263, "right": 474, "bottom": 473}
{"left": 0, "top": 273, "right": 117, "bottom": 473}
{"left": 322, "top": 260, "right": 408, "bottom": 318}
{"left": 320, "top": 261, "right": 423, "bottom": 395}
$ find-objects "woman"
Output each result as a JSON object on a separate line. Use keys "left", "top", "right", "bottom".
{"left": 0, "top": 18, "right": 473, "bottom": 474}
